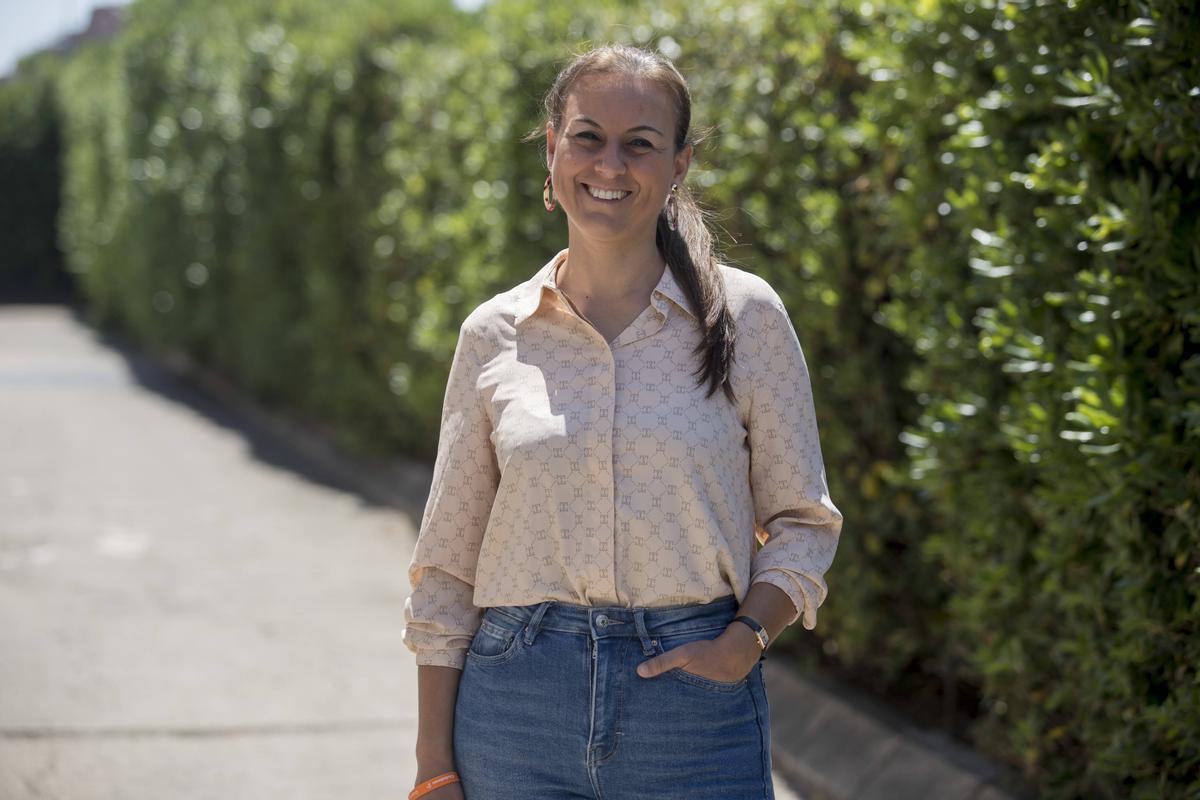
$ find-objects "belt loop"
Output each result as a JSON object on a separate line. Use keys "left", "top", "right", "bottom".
{"left": 633, "top": 608, "right": 655, "bottom": 655}
{"left": 524, "top": 601, "right": 552, "bottom": 645}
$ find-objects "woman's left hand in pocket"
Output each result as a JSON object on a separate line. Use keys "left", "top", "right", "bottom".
{"left": 635, "top": 626, "right": 760, "bottom": 682}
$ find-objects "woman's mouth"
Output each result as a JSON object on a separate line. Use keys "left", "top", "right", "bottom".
{"left": 583, "top": 183, "right": 631, "bottom": 202}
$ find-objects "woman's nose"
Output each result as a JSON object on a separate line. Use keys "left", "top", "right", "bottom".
{"left": 595, "top": 142, "right": 626, "bottom": 176}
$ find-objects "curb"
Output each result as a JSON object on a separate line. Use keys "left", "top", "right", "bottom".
{"left": 150, "top": 340, "right": 1032, "bottom": 800}
{"left": 764, "top": 664, "right": 1030, "bottom": 800}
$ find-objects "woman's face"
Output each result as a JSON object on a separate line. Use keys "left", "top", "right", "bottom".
{"left": 546, "top": 72, "right": 692, "bottom": 248}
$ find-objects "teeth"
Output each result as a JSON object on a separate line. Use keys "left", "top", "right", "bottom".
{"left": 587, "top": 185, "right": 630, "bottom": 201}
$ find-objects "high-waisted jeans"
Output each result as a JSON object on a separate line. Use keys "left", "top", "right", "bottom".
{"left": 452, "top": 593, "right": 775, "bottom": 799}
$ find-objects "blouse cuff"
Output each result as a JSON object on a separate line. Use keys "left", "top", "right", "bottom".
{"left": 411, "top": 647, "right": 469, "bottom": 671}
{"left": 750, "top": 568, "right": 824, "bottom": 630}
{"left": 402, "top": 576, "right": 480, "bottom": 672}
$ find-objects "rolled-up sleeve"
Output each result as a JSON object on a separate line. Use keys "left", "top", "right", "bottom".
{"left": 402, "top": 318, "right": 499, "bottom": 669}
{"left": 745, "top": 288, "right": 844, "bottom": 630}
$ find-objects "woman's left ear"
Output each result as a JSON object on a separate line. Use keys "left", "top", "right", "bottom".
{"left": 674, "top": 142, "right": 693, "bottom": 185}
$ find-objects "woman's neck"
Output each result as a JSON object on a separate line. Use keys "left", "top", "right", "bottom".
{"left": 557, "top": 235, "right": 666, "bottom": 305}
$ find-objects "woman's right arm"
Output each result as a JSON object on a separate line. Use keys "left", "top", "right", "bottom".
{"left": 403, "top": 316, "right": 501, "bottom": 798}
{"left": 413, "top": 665, "right": 465, "bottom": 797}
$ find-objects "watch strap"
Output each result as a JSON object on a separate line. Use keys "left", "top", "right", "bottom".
{"left": 733, "top": 615, "right": 769, "bottom": 650}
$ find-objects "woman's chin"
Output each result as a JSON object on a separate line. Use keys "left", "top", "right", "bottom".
{"left": 567, "top": 215, "right": 655, "bottom": 243}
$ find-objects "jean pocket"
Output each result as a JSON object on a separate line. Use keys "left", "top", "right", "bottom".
{"left": 467, "top": 617, "right": 524, "bottom": 665}
{"left": 653, "top": 626, "right": 749, "bottom": 693}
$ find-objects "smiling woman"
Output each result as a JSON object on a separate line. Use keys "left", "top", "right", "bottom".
{"left": 404, "top": 42, "right": 844, "bottom": 800}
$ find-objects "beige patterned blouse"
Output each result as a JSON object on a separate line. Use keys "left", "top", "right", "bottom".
{"left": 402, "top": 248, "right": 844, "bottom": 669}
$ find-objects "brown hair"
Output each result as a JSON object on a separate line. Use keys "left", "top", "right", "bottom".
{"left": 522, "top": 43, "right": 738, "bottom": 405}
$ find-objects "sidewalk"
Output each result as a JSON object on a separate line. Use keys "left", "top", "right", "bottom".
{"left": 0, "top": 304, "right": 807, "bottom": 798}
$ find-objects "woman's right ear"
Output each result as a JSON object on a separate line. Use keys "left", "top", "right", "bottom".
{"left": 545, "top": 123, "right": 556, "bottom": 170}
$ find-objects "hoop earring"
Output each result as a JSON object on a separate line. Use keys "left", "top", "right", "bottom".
{"left": 543, "top": 174, "right": 556, "bottom": 212}
{"left": 665, "top": 184, "right": 678, "bottom": 231}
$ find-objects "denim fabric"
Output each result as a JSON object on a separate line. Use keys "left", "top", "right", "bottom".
{"left": 453, "top": 593, "right": 774, "bottom": 799}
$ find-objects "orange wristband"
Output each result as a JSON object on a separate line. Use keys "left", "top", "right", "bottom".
{"left": 408, "top": 770, "right": 460, "bottom": 799}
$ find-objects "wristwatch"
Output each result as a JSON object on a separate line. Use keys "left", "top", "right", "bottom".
{"left": 732, "top": 615, "right": 770, "bottom": 650}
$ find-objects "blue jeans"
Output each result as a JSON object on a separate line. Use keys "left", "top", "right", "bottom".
{"left": 453, "top": 593, "right": 775, "bottom": 799}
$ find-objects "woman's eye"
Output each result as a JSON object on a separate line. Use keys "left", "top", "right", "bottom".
{"left": 573, "top": 132, "right": 652, "bottom": 149}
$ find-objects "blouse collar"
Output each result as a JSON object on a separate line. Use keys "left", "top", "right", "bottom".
{"left": 513, "top": 248, "right": 697, "bottom": 327}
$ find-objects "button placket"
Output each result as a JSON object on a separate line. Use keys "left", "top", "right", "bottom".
{"left": 603, "top": 350, "right": 619, "bottom": 604}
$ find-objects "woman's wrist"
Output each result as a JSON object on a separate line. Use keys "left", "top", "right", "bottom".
{"left": 720, "top": 620, "right": 765, "bottom": 663}
{"left": 415, "top": 747, "right": 456, "bottom": 774}
{"left": 410, "top": 764, "right": 460, "bottom": 800}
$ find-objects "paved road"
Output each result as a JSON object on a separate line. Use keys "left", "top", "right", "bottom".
{"left": 0, "top": 305, "right": 803, "bottom": 799}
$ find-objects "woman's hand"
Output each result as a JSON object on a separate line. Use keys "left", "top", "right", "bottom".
{"left": 635, "top": 623, "right": 761, "bottom": 683}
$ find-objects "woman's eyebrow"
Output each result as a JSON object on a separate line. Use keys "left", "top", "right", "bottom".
{"left": 572, "top": 116, "right": 664, "bottom": 137}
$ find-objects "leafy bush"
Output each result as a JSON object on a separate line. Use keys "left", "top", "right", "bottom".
{"left": 0, "top": 53, "right": 72, "bottom": 300}
{"left": 872, "top": 0, "right": 1200, "bottom": 793}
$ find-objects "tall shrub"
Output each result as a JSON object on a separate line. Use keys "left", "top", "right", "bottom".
{"left": 874, "top": 0, "right": 1199, "bottom": 793}
{"left": 0, "top": 53, "right": 72, "bottom": 300}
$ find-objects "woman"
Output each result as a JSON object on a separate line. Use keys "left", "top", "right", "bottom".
{"left": 403, "top": 43, "right": 843, "bottom": 800}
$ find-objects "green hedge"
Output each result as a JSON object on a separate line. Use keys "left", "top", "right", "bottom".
{"left": 874, "top": 0, "right": 1199, "bottom": 792}
{"left": 56, "top": 0, "right": 471, "bottom": 455}
{"left": 43, "top": 0, "right": 1198, "bottom": 794}
{"left": 0, "top": 52, "right": 73, "bottom": 300}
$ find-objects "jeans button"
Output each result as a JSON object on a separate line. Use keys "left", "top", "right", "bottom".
{"left": 596, "top": 614, "right": 608, "bottom": 626}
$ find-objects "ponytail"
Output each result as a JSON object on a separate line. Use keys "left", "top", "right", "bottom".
{"left": 655, "top": 181, "right": 738, "bottom": 404}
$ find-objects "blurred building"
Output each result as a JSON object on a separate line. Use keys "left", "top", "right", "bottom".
{"left": 2, "top": 5, "right": 128, "bottom": 83}
{"left": 46, "top": 5, "right": 128, "bottom": 56}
